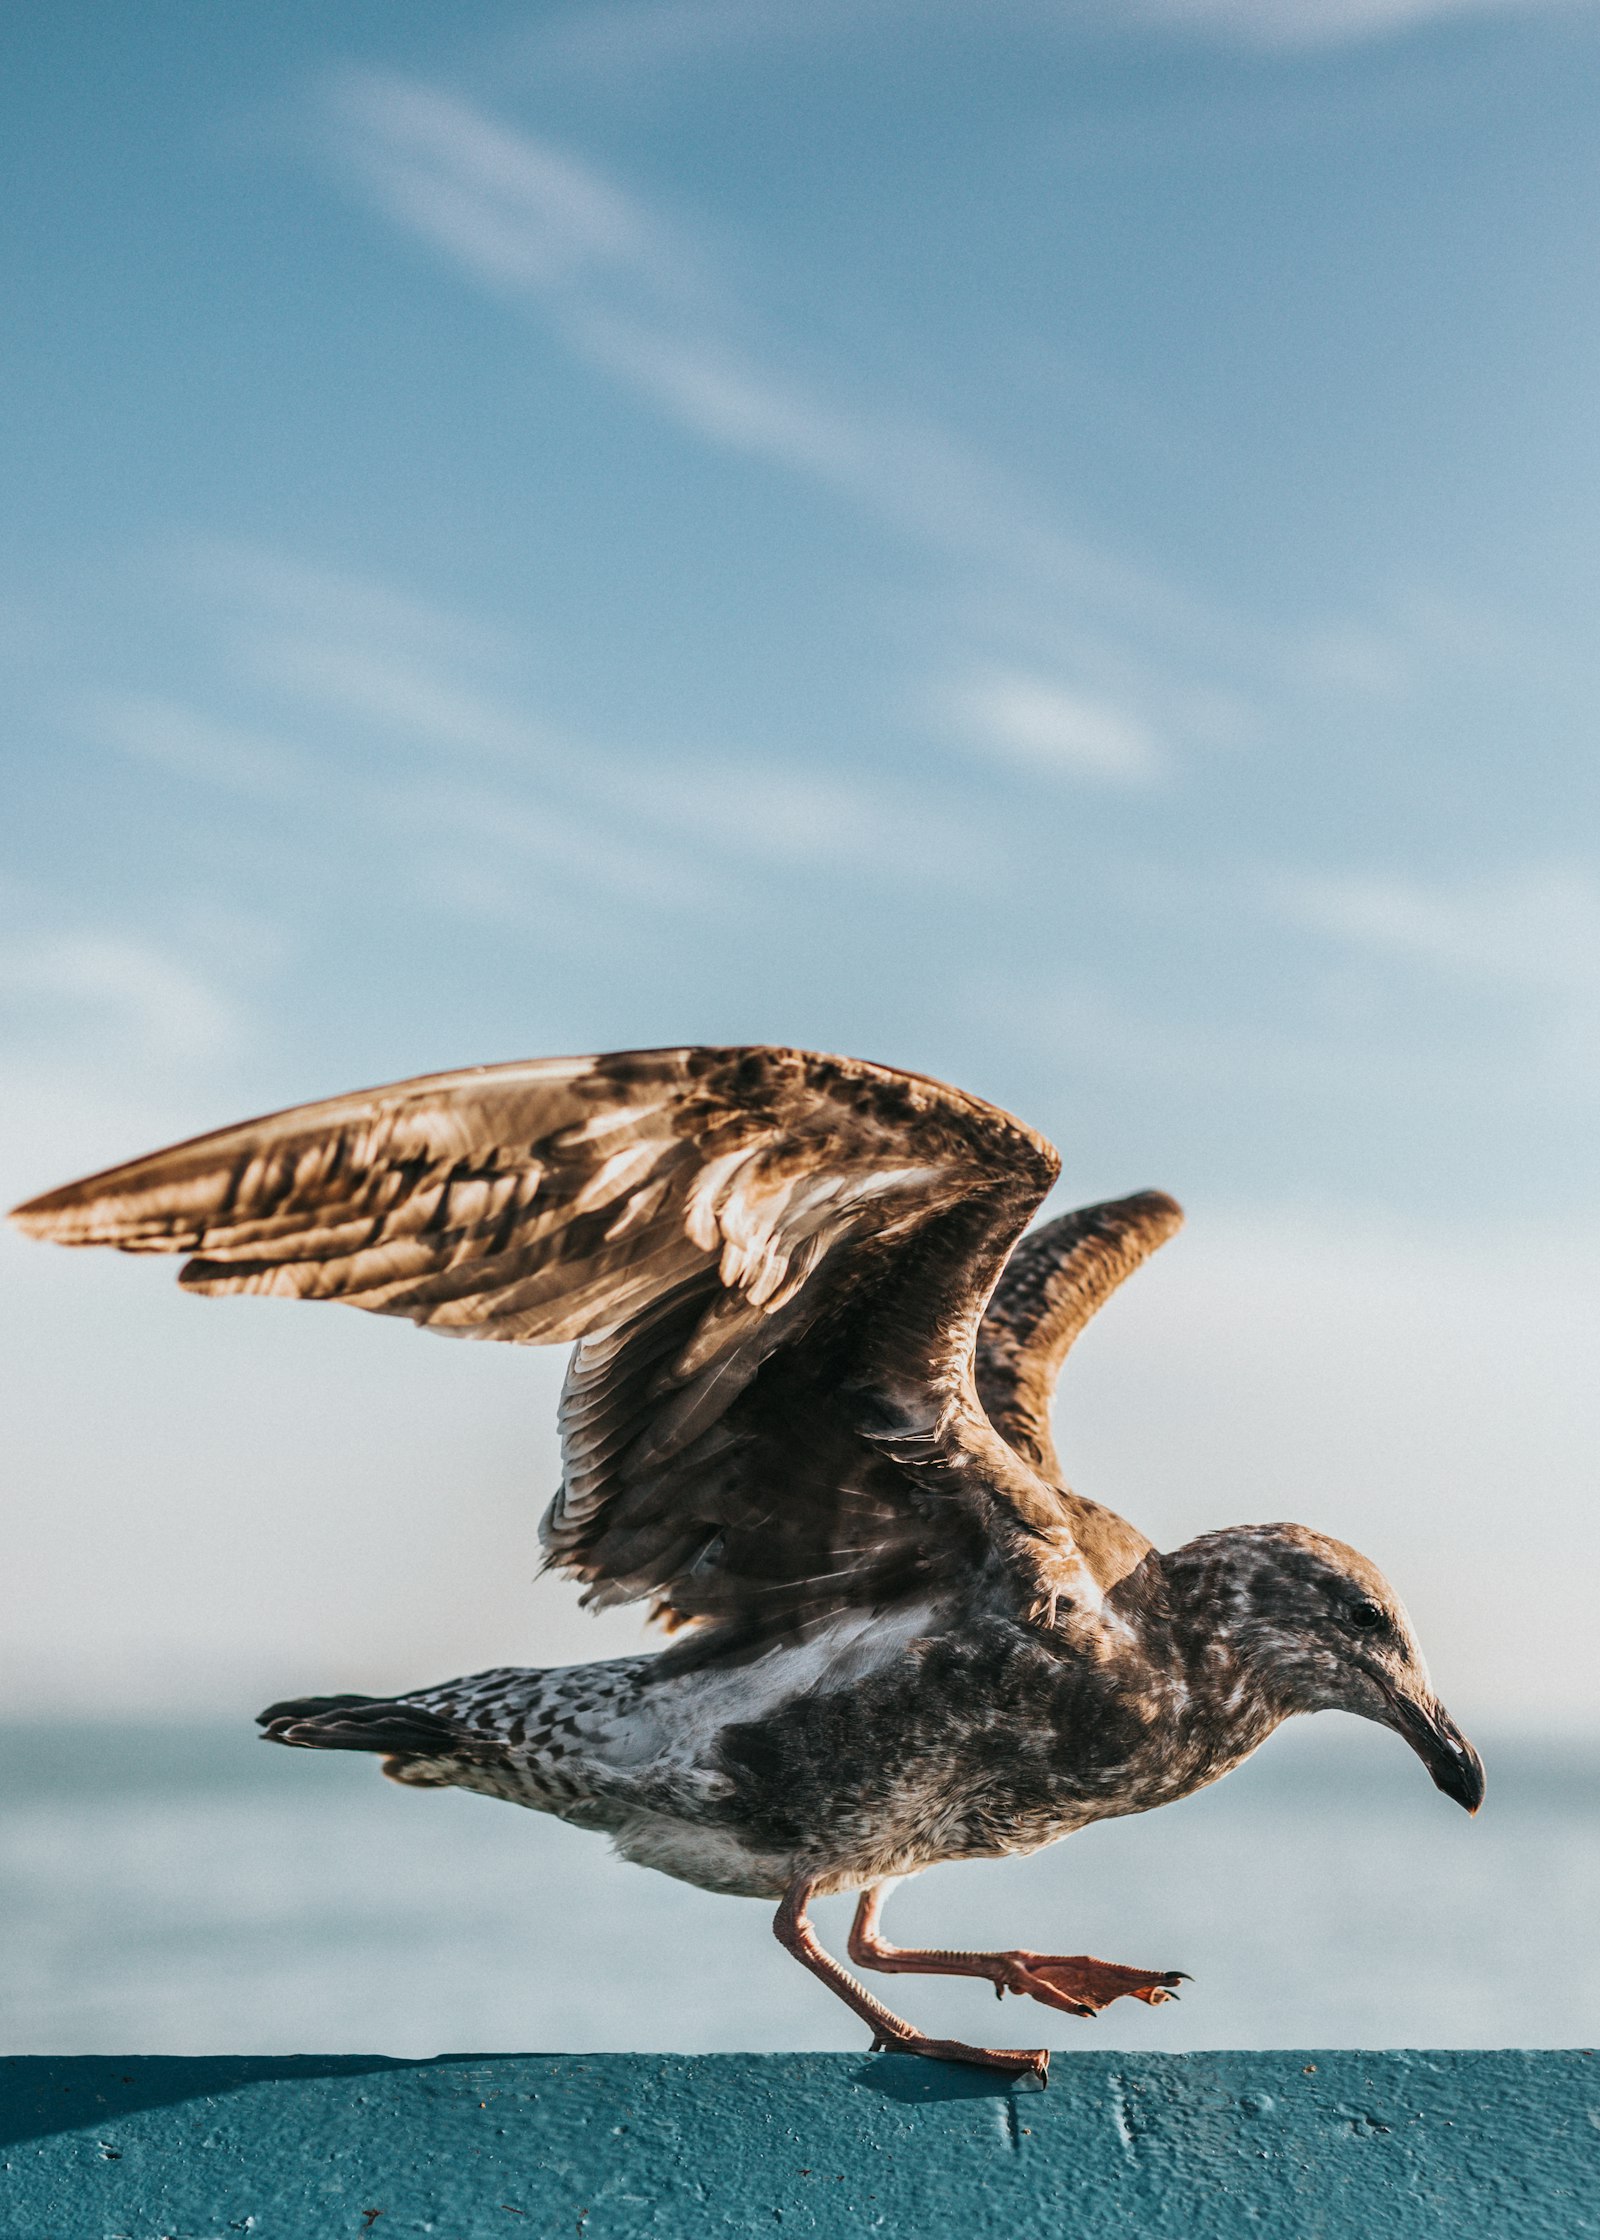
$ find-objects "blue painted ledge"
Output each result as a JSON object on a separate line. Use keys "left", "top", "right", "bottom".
{"left": 0, "top": 2051, "right": 1594, "bottom": 2238}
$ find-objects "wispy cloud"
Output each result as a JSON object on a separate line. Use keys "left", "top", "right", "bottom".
{"left": 332, "top": 76, "right": 685, "bottom": 298}
{"left": 530, "top": 0, "right": 1595, "bottom": 69}
{"left": 329, "top": 62, "right": 1548, "bottom": 829}
{"left": 0, "top": 932, "right": 242, "bottom": 1060}
{"left": 610, "top": 754, "right": 1008, "bottom": 882}
{"left": 316, "top": 67, "right": 1293, "bottom": 814}
{"left": 321, "top": 74, "right": 1172, "bottom": 610}
{"left": 389, "top": 778, "right": 699, "bottom": 913}
{"left": 82, "top": 692, "right": 310, "bottom": 800}
{"left": 197, "top": 542, "right": 990, "bottom": 885}
{"left": 532, "top": 0, "right": 930, "bottom": 75}
{"left": 1255, "top": 861, "right": 1600, "bottom": 1103}
{"left": 944, "top": 668, "right": 1164, "bottom": 785}
{"left": 248, "top": 636, "right": 563, "bottom": 762}
{"left": 565, "top": 311, "right": 872, "bottom": 481}
{"left": 67, "top": 538, "right": 1002, "bottom": 956}
{"left": 268, "top": 603, "right": 1003, "bottom": 903}
{"left": 322, "top": 72, "right": 1511, "bottom": 792}
{"left": 1276, "top": 863, "right": 1600, "bottom": 1003}
{"left": 183, "top": 537, "right": 515, "bottom": 666}
{"left": 1136, "top": 0, "right": 1590, "bottom": 51}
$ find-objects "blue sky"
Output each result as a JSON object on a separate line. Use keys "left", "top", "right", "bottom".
{"left": 4, "top": 0, "right": 1599, "bottom": 1725}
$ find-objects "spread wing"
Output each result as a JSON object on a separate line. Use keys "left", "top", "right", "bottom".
{"left": 12, "top": 1045, "right": 1088, "bottom": 1643}
{"left": 976, "top": 1191, "right": 1184, "bottom": 1483}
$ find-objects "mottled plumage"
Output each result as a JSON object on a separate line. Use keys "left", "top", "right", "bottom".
{"left": 11, "top": 1045, "right": 1484, "bottom": 2080}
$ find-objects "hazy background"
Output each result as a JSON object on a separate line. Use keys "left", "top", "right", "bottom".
{"left": 1, "top": 0, "right": 1596, "bottom": 2055}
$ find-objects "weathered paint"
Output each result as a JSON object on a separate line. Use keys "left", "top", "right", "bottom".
{"left": 0, "top": 2051, "right": 1593, "bottom": 2237}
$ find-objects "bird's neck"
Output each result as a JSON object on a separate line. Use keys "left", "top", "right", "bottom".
{"left": 1115, "top": 1542, "right": 1299, "bottom": 1788}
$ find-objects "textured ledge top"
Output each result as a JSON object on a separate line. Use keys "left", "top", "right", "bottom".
{"left": 1, "top": 2050, "right": 1594, "bottom": 2238}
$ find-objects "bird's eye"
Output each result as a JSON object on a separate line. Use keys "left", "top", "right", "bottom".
{"left": 1348, "top": 1599, "right": 1387, "bottom": 1633}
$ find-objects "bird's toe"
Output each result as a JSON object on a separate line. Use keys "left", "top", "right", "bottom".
{"left": 869, "top": 2029, "right": 1050, "bottom": 2081}
{"left": 1002, "top": 1962, "right": 1096, "bottom": 2018}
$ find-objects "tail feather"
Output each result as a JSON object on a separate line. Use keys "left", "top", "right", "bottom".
{"left": 256, "top": 1691, "right": 488, "bottom": 1761}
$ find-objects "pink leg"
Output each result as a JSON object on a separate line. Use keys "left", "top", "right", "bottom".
{"left": 847, "top": 1883, "right": 1186, "bottom": 2017}
{"left": 773, "top": 1878, "right": 1050, "bottom": 2081}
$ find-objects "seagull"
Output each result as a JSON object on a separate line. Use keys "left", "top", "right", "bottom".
{"left": 10, "top": 1044, "right": 1484, "bottom": 2081}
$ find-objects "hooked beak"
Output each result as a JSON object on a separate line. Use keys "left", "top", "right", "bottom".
{"left": 1380, "top": 1684, "right": 1485, "bottom": 1813}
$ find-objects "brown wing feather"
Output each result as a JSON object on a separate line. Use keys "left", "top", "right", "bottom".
{"left": 12, "top": 1045, "right": 1082, "bottom": 1641}
{"left": 976, "top": 1190, "right": 1184, "bottom": 1481}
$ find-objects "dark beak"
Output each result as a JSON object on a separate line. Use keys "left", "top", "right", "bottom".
{"left": 1382, "top": 1685, "right": 1485, "bottom": 1813}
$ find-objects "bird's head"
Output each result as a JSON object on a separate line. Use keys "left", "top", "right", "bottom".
{"left": 1168, "top": 1522, "right": 1484, "bottom": 1812}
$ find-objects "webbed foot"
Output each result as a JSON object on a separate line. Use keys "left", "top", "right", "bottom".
{"left": 992, "top": 1952, "right": 1186, "bottom": 2015}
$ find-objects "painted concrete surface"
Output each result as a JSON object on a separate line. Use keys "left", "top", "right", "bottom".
{"left": 0, "top": 2051, "right": 1593, "bottom": 2238}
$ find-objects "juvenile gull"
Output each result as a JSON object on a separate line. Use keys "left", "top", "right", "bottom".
{"left": 11, "top": 1045, "right": 1484, "bottom": 2080}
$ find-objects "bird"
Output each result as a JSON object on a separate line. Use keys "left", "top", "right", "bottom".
{"left": 10, "top": 1043, "right": 1485, "bottom": 2083}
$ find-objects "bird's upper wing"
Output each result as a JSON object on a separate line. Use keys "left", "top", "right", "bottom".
{"left": 975, "top": 1191, "right": 1184, "bottom": 1483}
{"left": 12, "top": 1045, "right": 1089, "bottom": 1641}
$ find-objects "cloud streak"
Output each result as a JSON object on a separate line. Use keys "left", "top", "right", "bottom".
{"left": 70, "top": 540, "right": 1007, "bottom": 960}
{"left": 248, "top": 635, "right": 564, "bottom": 762}
{"left": 0, "top": 932, "right": 242, "bottom": 1061}
{"left": 324, "top": 73, "right": 1182, "bottom": 620}
{"left": 1136, "top": 0, "right": 1591, "bottom": 51}
{"left": 322, "top": 72, "right": 1517, "bottom": 790}
{"left": 83, "top": 692, "right": 310, "bottom": 800}
{"left": 320, "top": 70, "right": 1284, "bottom": 797}
{"left": 945, "top": 668, "right": 1164, "bottom": 785}
{"left": 333, "top": 76, "right": 684, "bottom": 297}
{"left": 327, "top": 67, "right": 1537, "bottom": 801}
{"left": 1277, "top": 864, "right": 1600, "bottom": 1005}
{"left": 530, "top": 0, "right": 1596, "bottom": 69}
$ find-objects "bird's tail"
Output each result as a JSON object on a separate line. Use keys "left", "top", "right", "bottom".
{"left": 256, "top": 1691, "right": 497, "bottom": 1786}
